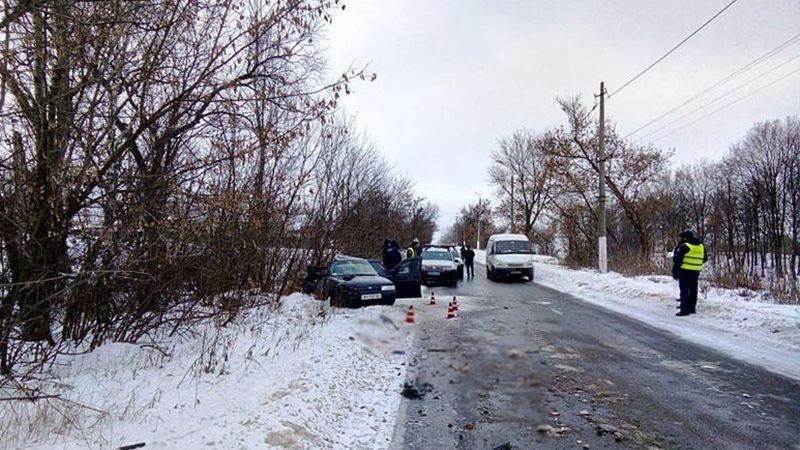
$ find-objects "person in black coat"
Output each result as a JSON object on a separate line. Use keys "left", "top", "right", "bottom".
{"left": 672, "top": 230, "right": 708, "bottom": 316}
{"left": 382, "top": 239, "right": 402, "bottom": 269}
{"left": 463, "top": 245, "right": 476, "bottom": 279}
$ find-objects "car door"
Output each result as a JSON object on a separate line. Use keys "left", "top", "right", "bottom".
{"left": 386, "top": 257, "right": 422, "bottom": 298}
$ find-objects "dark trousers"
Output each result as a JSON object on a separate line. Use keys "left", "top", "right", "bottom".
{"left": 465, "top": 262, "right": 474, "bottom": 278}
{"left": 678, "top": 269, "right": 700, "bottom": 313}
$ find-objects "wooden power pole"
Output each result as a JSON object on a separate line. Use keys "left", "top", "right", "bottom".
{"left": 598, "top": 82, "right": 608, "bottom": 273}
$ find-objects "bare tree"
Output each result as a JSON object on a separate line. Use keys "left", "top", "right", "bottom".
{"left": 546, "top": 97, "right": 672, "bottom": 260}
{"left": 488, "top": 129, "right": 556, "bottom": 238}
{"left": 0, "top": 0, "right": 383, "bottom": 376}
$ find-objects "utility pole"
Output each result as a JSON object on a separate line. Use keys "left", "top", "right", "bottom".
{"left": 477, "top": 217, "right": 481, "bottom": 250}
{"left": 475, "top": 193, "right": 482, "bottom": 250}
{"left": 510, "top": 172, "right": 515, "bottom": 233}
{"left": 598, "top": 81, "right": 608, "bottom": 273}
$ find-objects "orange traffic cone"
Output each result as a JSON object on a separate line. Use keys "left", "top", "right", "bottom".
{"left": 405, "top": 305, "right": 415, "bottom": 324}
{"left": 452, "top": 296, "right": 459, "bottom": 312}
{"left": 446, "top": 300, "right": 457, "bottom": 319}
{"left": 429, "top": 291, "right": 436, "bottom": 305}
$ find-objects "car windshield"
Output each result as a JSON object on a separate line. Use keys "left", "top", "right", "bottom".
{"left": 368, "top": 260, "right": 386, "bottom": 274}
{"left": 329, "top": 260, "right": 378, "bottom": 276}
{"left": 495, "top": 240, "right": 532, "bottom": 254}
{"left": 423, "top": 251, "right": 452, "bottom": 261}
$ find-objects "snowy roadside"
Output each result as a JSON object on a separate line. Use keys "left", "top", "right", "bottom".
{"left": 474, "top": 250, "right": 800, "bottom": 381}
{"left": 1, "top": 294, "right": 413, "bottom": 450}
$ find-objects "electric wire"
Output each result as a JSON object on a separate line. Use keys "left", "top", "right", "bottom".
{"left": 623, "top": 32, "right": 800, "bottom": 139}
{"left": 649, "top": 66, "right": 800, "bottom": 143}
{"left": 635, "top": 52, "right": 800, "bottom": 141}
{"left": 608, "top": 0, "right": 740, "bottom": 99}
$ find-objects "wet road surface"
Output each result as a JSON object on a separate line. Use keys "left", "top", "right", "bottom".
{"left": 392, "top": 268, "right": 800, "bottom": 449}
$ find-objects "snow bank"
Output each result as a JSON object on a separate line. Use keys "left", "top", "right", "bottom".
{"left": 1, "top": 294, "right": 413, "bottom": 449}
{"left": 475, "top": 250, "right": 800, "bottom": 381}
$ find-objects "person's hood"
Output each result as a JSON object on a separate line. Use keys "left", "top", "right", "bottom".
{"left": 686, "top": 237, "right": 703, "bottom": 246}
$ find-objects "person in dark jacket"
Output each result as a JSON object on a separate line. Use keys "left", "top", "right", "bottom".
{"left": 386, "top": 240, "right": 402, "bottom": 268}
{"left": 381, "top": 239, "right": 391, "bottom": 267}
{"left": 672, "top": 230, "right": 708, "bottom": 316}
{"left": 463, "top": 245, "right": 476, "bottom": 279}
{"left": 381, "top": 239, "right": 402, "bottom": 269}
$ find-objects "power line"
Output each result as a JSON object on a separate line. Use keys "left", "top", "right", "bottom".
{"left": 623, "top": 32, "right": 800, "bottom": 139}
{"left": 608, "top": 0, "right": 740, "bottom": 99}
{"left": 649, "top": 66, "right": 800, "bottom": 143}
{"left": 635, "top": 52, "right": 800, "bottom": 141}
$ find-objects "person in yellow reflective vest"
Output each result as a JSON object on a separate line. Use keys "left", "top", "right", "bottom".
{"left": 672, "top": 230, "right": 708, "bottom": 316}
{"left": 406, "top": 238, "right": 420, "bottom": 259}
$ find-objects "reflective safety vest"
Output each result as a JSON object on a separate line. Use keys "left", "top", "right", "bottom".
{"left": 407, "top": 247, "right": 416, "bottom": 258}
{"left": 680, "top": 243, "right": 705, "bottom": 271}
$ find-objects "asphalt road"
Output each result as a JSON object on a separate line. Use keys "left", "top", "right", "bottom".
{"left": 392, "top": 268, "right": 800, "bottom": 450}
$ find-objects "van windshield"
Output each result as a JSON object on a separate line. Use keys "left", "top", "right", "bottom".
{"left": 494, "top": 240, "right": 532, "bottom": 254}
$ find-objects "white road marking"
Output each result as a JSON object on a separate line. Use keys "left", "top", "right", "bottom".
{"left": 550, "top": 308, "right": 563, "bottom": 316}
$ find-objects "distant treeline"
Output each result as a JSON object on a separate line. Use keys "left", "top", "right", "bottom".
{"left": 444, "top": 97, "right": 798, "bottom": 302}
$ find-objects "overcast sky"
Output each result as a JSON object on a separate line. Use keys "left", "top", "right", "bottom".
{"left": 325, "top": 0, "right": 800, "bottom": 238}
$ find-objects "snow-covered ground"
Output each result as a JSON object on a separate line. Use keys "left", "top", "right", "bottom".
{"left": 475, "top": 249, "right": 800, "bottom": 381}
{"left": 1, "top": 294, "right": 412, "bottom": 450}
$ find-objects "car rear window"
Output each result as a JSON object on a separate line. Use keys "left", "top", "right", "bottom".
{"left": 423, "top": 251, "right": 452, "bottom": 261}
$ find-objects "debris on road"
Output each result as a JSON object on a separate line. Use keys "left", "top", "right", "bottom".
{"left": 536, "top": 424, "right": 571, "bottom": 437}
{"left": 401, "top": 381, "right": 433, "bottom": 399}
{"left": 595, "top": 424, "right": 618, "bottom": 435}
{"left": 118, "top": 443, "right": 146, "bottom": 450}
{"left": 548, "top": 411, "right": 561, "bottom": 417}
{"left": 464, "top": 422, "right": 475, "bottom": 430}
{"left": 507, "top": 349, "right": 524, "bottom": 359}
{"left": 578, "top": 409, "right": 591, "bottom": 416}
{"left": 492, "top": 442, "right": 512, "bottom": 450}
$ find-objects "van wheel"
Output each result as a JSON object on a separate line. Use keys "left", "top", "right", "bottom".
{"left": 487, "top": 267, "right": 493, "bottom": 280}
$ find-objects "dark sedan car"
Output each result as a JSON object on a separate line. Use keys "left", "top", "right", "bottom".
{"left": 306, "top": 254, "right": 422, "bottom": 308}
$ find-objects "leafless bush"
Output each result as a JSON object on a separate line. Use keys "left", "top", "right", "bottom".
{"left": 0, "top": 0, "right": 436, "bottom": 390}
